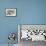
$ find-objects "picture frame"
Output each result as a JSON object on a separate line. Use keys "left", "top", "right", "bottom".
{"left": 18, "top": 24, "right": 46, "bottom": 42}
{"left": 5, "top": 8, "right": 16, "bottom": 16}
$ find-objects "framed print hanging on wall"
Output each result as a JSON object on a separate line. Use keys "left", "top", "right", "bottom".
{"left": 5, "top": 8, "right": 16, "bottom": 16}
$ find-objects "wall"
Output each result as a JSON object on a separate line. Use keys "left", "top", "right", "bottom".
{"left": 20, "top": 0, "right": 46, "bottom": 24}
{"left": 0, "top": 0, "right": 46, "bottom": 44}
{"left": 0, "top": 0, "right": 21, "bottom": 44}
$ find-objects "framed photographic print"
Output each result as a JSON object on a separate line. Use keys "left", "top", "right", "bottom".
{"left": 18, "top": 24, "right": 46, "bottom": 42}
{"left": 6, "top": 8, "right": 16, "bottom": 16}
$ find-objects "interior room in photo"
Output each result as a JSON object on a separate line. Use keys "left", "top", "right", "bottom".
{"left": 18, "top": 25, "right": 46, "bottom": 46}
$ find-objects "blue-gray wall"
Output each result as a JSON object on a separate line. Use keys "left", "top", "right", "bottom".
{"left": 0, "top": 0, "right": 46, "bottom": 44}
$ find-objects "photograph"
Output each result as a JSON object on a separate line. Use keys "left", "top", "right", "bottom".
{"left": 6, "top": 8, "right": 16, "bottom": 16}
{"left": 18, "top": 24, "right": 46, "bottom": 46}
